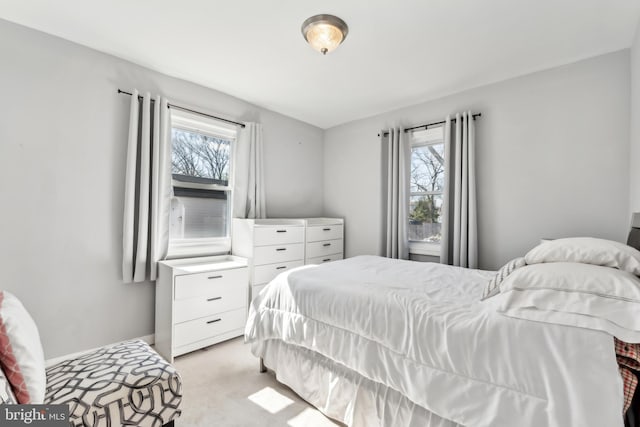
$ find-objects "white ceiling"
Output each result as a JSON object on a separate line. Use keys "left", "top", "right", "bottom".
{"left": 1, "top": 0, "right": 639, "bottom": 129}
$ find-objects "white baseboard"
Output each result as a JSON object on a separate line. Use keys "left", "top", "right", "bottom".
{"left": 45, "top": 334, "right": 156, "bottom": 367}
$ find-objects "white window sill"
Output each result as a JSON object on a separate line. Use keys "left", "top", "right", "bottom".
{"left": 409, "top": 242, "right": 441, "bottom": 257}
{"left": 166, "top": 238, "right": 231, "bottom": 260}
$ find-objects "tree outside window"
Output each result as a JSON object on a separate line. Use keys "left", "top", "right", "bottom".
{"left": 409, "top": 126, "right": 445, "bottom": 244}
{"left": 171, "top": 128, "right": 230, "bottom": 184}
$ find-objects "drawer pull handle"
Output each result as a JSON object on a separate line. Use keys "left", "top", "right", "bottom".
{"left": 276, "top": 248, "right": 287, "bottom": 251}
{"left": 323, "top": 228, "right": 331, "bottom": 231}
{"left": 276, "top": 229, "right": 287, "bottom": 233}
{"left": 208, "top": 275, "right": 223, "bottom": 280}
{"left": 323, "top": 258, "right": 331, "bottom": 262}
{"left": 323, "top": 243, "right": 331, "bottom": 247}
{"left": 276, "top": 266, "right": 287, "bottom": 270}
{"left": 207, "top": 297, "right": 222, "bottom": 302}
{"left": 207, "top": 318, "right": 222, "bottom": 324}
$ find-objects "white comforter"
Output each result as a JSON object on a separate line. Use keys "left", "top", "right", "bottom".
{"left": 244, "top": 255, "right": 624, "bottom": 427}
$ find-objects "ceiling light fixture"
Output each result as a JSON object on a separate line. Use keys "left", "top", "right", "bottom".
{"left": 301, "top": 14, "right": 348, "bottom": 55}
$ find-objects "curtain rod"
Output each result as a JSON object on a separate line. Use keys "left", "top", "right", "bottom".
{"left": 117, "top": 89, "right": 246, "bottom": 128}
{"left": 378, "top": 113, "right": 482, "bottom": 137}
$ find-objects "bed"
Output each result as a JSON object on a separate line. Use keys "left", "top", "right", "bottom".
{"left": 245, "top": 236, "right": 640, "bottom": 427}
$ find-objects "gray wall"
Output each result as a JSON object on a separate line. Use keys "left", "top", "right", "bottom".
{"left": 324, "top": 51, "right": 631, "bottom": 270}
{"left": 0, "top": 19, "right": 324, "bottom": 358}
{"left": 631, "top": 20, "right": 640, "bottom": 212}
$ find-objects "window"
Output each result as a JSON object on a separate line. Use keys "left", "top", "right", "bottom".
{"left": 409, "top": 125, "right": 445, "bottom": 256}
{"left": 168, "top": 109, "right": 237, "bottom": 257}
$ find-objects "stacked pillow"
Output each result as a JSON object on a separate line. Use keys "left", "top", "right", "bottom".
{"left": 485, "top": 237, "right": 640, "bottom": 343}
{"left": 0, "top": 291, "right": 46, "bottom": 403}
{"left": 482, "top": 257, "right": 526, "bottom": 300}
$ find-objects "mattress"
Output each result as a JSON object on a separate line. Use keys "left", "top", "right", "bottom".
{"left": 245, "top": 255, "right": 624, "bottom": 427}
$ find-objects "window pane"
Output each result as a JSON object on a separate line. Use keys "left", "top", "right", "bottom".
{"left": 411, "top": 143, "right": 445, "bottom": 193}
{"left": 409, "top": 194, "right": 443, "bottom": 243}
{"left": 170, "top": 193, "right": 228, "bottom": 239}
{"left": 171, "top": 128, "right": 231, "bottom": 185}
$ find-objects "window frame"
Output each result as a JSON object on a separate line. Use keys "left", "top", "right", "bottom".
{"left": 166, "top": 110, "right": 237, "bottom": 259}
{"left": 408, "top": 125, "right": 446, "bottom": 257}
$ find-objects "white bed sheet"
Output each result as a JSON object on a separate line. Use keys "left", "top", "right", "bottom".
{"left": 245, "top": 255, "right": 624, "bottom": 427}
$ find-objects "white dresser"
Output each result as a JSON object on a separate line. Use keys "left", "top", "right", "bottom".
{"left": 155, "top": 255, "right": 248, "bottom": 362}
{"left": 232, "top": 218, "right": 344, "bottom": 301}
{"left": 232, "top": 219, "right": 306, "bottom": 299}
{"left": 305, "top": 218, "right": 344, "bottom": 264}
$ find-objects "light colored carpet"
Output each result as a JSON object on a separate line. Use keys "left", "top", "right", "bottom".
{"left": 173, "top": 337, "right": 342, "bottom": 427}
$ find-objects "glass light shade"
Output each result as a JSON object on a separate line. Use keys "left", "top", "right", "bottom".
{"left": 306, "top": 23, "right": 344, "bottom": 54}
{"left": 302, "top": 15, "right": 348, "bottom": 55}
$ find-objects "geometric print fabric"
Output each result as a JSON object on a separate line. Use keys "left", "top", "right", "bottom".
{"left": 45, "top": 340, "right": 182, "bottom": 427}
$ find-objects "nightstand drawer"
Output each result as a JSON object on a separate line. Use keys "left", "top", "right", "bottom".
{"left": 253, "top": 260, "right": 305, "bottom": 285}
{"left": 254, "top": 226, "right": 304, "bottom": 246}
{"left": 307, "top": 253, "right": 344, "bottom": 265}
{"left": 254, "top": 243, "right": 304, "bottom": 265}
{"left": 307, "top": 225, "right": 343, "bottom": 242}
{"left": 306, "top": 239, "right": 343, "bottom": 259}
{"left": 174, "top": 286, "right": 247, "bottom": 323}
{"left": 174, "top": 268, "right": 248, "bottom": 300}
{"left": 174, "top": 308, "right": 246, "bottom": 348}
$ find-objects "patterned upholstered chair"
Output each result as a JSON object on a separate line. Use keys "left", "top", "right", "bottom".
{"left": 0, "top": 290, "right": 182, "bottom": 427}
{"left": 45, "top": 340, "right": 182, "bottom": 427}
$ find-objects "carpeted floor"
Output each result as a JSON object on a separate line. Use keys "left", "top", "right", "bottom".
{"left": 173, "top": 337, "right": 342, "bottom": 427}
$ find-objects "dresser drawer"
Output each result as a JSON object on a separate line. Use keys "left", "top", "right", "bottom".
{"left": 254, "top": 243, "right": 304, "bottom": 265}
{"left": 174, "top": 267, "right": 248, "bottom": 300}
{"left": 254, "top": 226, "right": 304, "bottom": 246}
{"left": 253, "top": 260, "right": 305, "bottom": 285}
{"left": 174, "top": 285, "right": 247, "bottom": 323}
{"left": 306, "top": 239, "right": 343, "bottom": 259}
{"left": 307, "top": 224, "right": 343, "bottom": 242}
{"left": 174, "top": 307, "right": 246, "bottom": 349}
{"left": 307, "top": 253, "right": 344, "bottom": 265}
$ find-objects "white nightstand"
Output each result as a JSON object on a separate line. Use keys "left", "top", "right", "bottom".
{"left": 155, "top": 255, "right": 249, "bottom": 362}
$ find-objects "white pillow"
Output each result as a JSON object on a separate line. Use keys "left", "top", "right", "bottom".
{"left": 0, "top": 291, "right": 46, "bottom": 403}
{"left": 525, "top": 237, "right": 640, "bottom": 275}
{"left": 482, "top": 257, "right": 526, "bottom": 300}
{"left": 0, "top": 368, "right": 17, "bottom": 404}
{"left": 495, "top": 262, "right": 640, "bottom": 342}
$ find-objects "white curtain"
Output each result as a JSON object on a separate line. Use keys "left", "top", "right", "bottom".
{"left": 440, "top": 112, "right": 477, "bottom": 268}
{"left": 233, "top": 122, "right": 266, "bottom": 219}
{"left": 382, "top": 128, "right": 410, "bottom": 259}
{"left": 122, "top": 90, "right": 172, "bottom": 282}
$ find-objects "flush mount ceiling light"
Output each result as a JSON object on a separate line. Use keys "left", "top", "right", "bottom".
{"left": 301, "top": 14, "right": 348, "bottom": 55}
